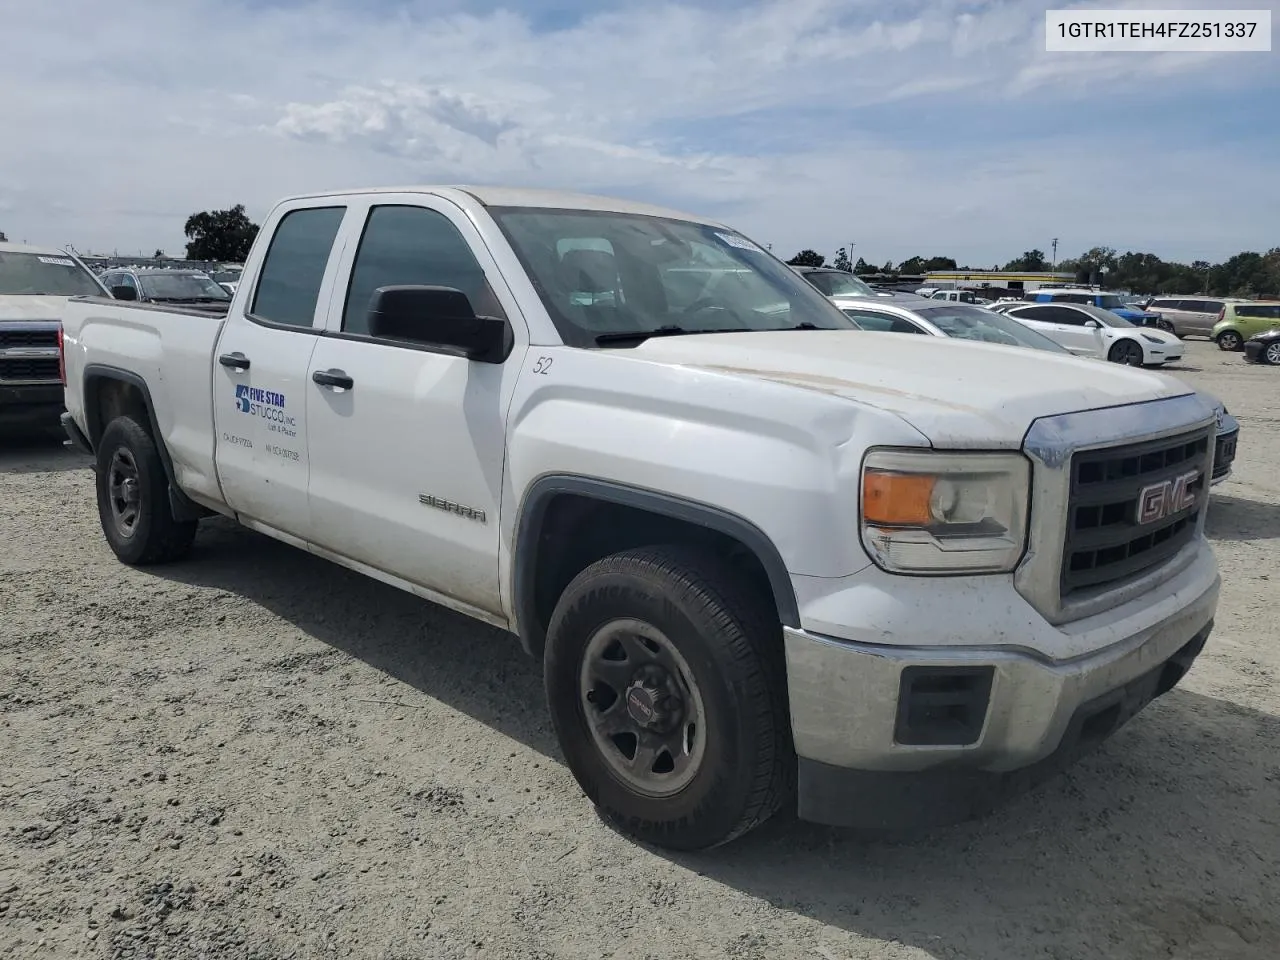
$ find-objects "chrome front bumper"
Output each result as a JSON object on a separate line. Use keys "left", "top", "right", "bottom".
{"left": 784, "top": 538, "right": 1219, "bottom": 775}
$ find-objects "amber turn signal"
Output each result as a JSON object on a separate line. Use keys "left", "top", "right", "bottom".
{"left": 862, "top": 470, "right": 937, "bottom": 526}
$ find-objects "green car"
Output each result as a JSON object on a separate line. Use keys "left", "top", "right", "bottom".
{"left": 1213, "top": 301, "right": 1280, "bottom": 351}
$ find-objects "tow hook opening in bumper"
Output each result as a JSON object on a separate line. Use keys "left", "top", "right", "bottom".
{"left": 796, "top": 621, "right": 1212, "bottom": 832}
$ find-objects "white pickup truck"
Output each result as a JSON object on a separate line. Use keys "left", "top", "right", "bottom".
{"left": 60, "top": 186, "right": 1221, "bottom": 850}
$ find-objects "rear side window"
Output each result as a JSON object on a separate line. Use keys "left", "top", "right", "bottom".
{"left": 250, "top": 206, "right": 346, "bottom": 328}
{"left": 1235, "top": 304, "right": 1280, "bottom": 319}
{"left": 1201, "top": 301, "right": 1224, "bottom": 313}
{"left": 342, "top": 205, "right": 505, "bottom": 336}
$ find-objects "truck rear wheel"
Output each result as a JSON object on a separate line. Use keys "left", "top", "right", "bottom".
{"left": 95, "top": 416, "right": 197, "bottom": 565}
{"left": 544, "top": 545, "right": 793, "bottom": 850}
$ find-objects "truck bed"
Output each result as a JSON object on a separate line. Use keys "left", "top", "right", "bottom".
{"left": 63, "top": 295, "right": 229, "bottom": 510}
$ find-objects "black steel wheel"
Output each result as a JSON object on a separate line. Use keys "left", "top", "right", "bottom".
{"left": 1107, "top": 339, "right": 1145, "bottom": 366}
{"left": 95, "top": 416, "right": 198, "bottom": 565}
{"left": 544, "top": 545, "right": 793, "bottom": 850}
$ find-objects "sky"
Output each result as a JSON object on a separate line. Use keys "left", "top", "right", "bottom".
{"left": 1, "top": 0, "right": 1277, "bottom": 266}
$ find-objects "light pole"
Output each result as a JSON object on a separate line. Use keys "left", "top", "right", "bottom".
{"left": 1051, "top": 238, "right": 1058, "bottom": 271}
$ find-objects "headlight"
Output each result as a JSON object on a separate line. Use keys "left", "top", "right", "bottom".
{"left": 1141, "top": 333, "right": 1163, "bottom": 344}
{"left": 860, "top": 450, "right": 1030, "bottom": 574}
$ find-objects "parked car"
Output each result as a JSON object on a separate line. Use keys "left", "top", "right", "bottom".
{"left": 927, "top": 289, "right": 978, "bottom": 303}
{"left": 1243, "top": 328, "right": 1280, "bottom": 365}
{"left": 1023, "top": 289, "right": 1169, "bottom": 331}
{"left": 839, "top": 298, "right": 1238, "bottom": 485}
{"left": 1143, "top": 297, "right": 1247, "bottom": 339}
{"left": 209, "top": 267, "right": 243, "bottom": 295}
{"left": 1211, "top": 300, "right": 1280, "bottom": 351}
{"left": 789, "top": 266, "right": 891, "bottom": 299}
{"left": 834, "top": 298, "right": 1071, "bottom": 353}
{"left": 61, "top": 185, "right": 1220, "bottom": 850}
{"left": 0, "top": 241, "right": 109, "bottom": 429}
{"left": 993, "top": 300, "right": 1184, "bottom": 366}
{"left": 98, "top": 267, "right": 233, "bottom": 311}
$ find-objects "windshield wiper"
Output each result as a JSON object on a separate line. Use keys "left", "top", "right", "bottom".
{"left": 594, "top": 325, "right": 753, "bottom": 346}
{"left": 594, "top": 322, "right": 832, "bottom": 346}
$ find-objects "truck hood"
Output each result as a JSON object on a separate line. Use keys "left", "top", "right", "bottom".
{"left": 0, "top": 295, "right": 73, "bottom": 323}
{"left": 635, "top": 330, "right": 1194, "bottom": 446}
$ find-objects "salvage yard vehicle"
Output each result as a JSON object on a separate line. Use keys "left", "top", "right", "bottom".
{"left": 0, "top": 241, "right": 109, "bottom": 429}
{"left": 98, "top": 267, "right": 233, "bottom": 312}
{"left": 60, "top": 186, "right": 1221, "bottom": 850}
{"left": 1211, "top": 300, "right": 1280, "bottom": 351}
{"left": 1243, "top": 328, "right": 1280, "bottom": 365}
{"left": 993, "top": 300, "right": 1184, "bottom": 367}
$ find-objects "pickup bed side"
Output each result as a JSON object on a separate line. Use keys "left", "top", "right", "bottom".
{"left": 63, "top": 300, "right": 230, "bottom": 516}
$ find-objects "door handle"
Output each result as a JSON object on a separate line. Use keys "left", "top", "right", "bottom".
{"left": 312, "top": 368, "right": 354, "bottom": 390}
{"left": 218, "top": 352, "right": 250, "bottom": 371}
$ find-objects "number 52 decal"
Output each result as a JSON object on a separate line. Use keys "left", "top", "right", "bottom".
{"left": 532, "top": 356, "right": 553, "bottom": 375}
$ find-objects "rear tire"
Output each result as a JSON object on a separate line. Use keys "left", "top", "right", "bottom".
{"left": 1216, "top": 330, "right": 1243, "bottom": 351}
{"left": 544, "top": 545, "right": 793, "bottom": 850}
{"left": 95, "top": 416, "right": 197, "bottom": 565}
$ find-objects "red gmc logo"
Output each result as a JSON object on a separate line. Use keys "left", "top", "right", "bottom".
{"left": 1136, "top": 470, "right": 1201, "bottom": 525}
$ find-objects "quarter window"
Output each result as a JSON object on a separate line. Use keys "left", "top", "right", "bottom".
{"left": 342, "top": 205, "right": 505, "bottom": 336}
{"left": 250, "top": 206, "right": 346, "bottom": 328}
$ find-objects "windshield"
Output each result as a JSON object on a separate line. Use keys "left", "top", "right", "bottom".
{"left": 490, "top": 208, "right": 856, "bottom": 346}
{"left": 803, "top": 270, "right": 876, "bottom": 298}
{"left": 210, "top": 270, "right": 242, "bottom": 283}
{"left": 138, "top": 273, "right": 231, "bottom": 301}
{"left": 0, "top": 251, "right": 105, "bottom": 297}
{"left": 915, "top": 304, "right": 1071, "bottom": 353}
{"left": 1094, "top": 309, "right": 1136, "bottom": 328}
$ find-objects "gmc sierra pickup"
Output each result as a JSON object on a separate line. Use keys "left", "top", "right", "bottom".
{"left": 60, "top": 187, "right": 1221, "bottom": 850}
{"left": 0, "top": 242, "right": 108, "bottom": 429}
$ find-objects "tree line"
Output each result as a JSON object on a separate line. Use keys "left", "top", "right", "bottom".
{"left": 786, "top": 245, "right": 1280, "bottom": 299}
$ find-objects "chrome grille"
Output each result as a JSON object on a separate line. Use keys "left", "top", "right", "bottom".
{"left": 1061, "top": 427, "right": 1212, "bottom": 597}
{"left": 0, "top": 357, "right": 60, "bottom": 382}
{"left": 0, "top": 329, "right": 57, "bottom": 349}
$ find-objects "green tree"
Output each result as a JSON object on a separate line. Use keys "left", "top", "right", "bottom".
{"left": 1003, "top": 249, "right": 1048, "bottom": 271}
{"left": 786, "top": 249, "right": 825, "bottom": 268}
{"left": 831, "top": 247, "right": 852, "bottom": 272}
{"left": 922, "top": 256, "right": 957, "bottom": 271}
{"left": 853, "top": 257, "right": 873, "bottom": 274}
{"left": 897, "top": 256, "right": 925, "bottom": 275}
{"left": 184, "top": 204, "right": 260, "bottom": 262}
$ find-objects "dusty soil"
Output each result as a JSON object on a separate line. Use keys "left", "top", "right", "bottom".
{"left": 2, "top": 339, "right": 1278, "bottom": 960}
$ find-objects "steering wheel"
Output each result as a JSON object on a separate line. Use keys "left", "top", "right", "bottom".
{"left": 680, "top": 298, "right": 743, "bottom": 328}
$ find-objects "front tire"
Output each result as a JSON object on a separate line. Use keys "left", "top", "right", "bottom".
{"left": 544, "top": 545, "right": 793, "bottom": 850}
{"left": 1107, "top": 339, "right": 1145, "bottom": 366}
{"left": 1263, "top": 342, "right": 1280, "bottom": 365}
{"left": 1216, "top": 330, "right": 1243, "bottom": 351}
{"left": 95, "top": 416, "right": 198, "bottom": 565}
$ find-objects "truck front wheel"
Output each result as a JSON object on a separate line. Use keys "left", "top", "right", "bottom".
{"left": 95, "top": 416, "right": 197, "bottom": 565}
{"left": 544, "top": 545, "right": 793, "bottom": 850}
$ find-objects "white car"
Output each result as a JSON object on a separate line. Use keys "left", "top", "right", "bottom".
{"left": 993, "top": 300, "right": 1184, "bottom": 366}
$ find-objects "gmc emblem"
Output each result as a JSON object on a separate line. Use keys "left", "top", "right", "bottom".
{"left": 1136, "top": 470, "right": 1201, "bottom": 525}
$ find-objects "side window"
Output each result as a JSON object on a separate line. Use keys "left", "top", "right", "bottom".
{"left": 1018, "top": 305, "right": 1082, "bottom": 325}
{"left": 1052, "top": 307, "right": 1089, "bottom": 326}
{"left": 342, "top": 205, "right": 505, "bottom": 336}
{"left": 250, "top": 206, "right": 346, "bottom": 328}
{"left": 841, "top": 310, "right": 897, "bottom": 332}
{"left": 1150, "top": 299, "right": 1175, "bottom": 311}
{"left": 1202, "top": 301, "right": 1224, "bottom": 314}
{"left": 1234, "top": 304, "right": 1280, "bottom": 319}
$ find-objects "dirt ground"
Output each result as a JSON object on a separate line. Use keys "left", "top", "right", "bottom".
{"left": 2, "top": 338, "right": 1278, "bottom": 960}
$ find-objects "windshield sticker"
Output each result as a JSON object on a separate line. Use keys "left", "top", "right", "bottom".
{"left": 714, "top": 232, "right": 766, "bottom": 254}
{"left": 37, "top": 256, "right": 77, "bottom": 267}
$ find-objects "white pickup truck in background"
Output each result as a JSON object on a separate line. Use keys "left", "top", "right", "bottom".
{"left": 60, "top": 186, "right": 1221, "bottom": 850}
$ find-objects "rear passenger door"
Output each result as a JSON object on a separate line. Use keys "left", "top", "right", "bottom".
{"left": 304, "top": 195, "right": 527, "bottom": 618}
{"left": 1008, "top": 305, "right": 1101, "bottom": 357}
{"left": 211, "top": 203, "right": 349, "bottom": 541}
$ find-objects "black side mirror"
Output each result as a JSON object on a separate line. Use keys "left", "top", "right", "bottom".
{"left": 111, "top": 285, "right": 138, "bottom": 301}
{"left": 366, "top": 285, "right": 512, "bottom": 364}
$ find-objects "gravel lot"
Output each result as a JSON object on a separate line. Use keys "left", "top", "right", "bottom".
{"left": 2, "top": 338, "right": 1278, "bottom": 960}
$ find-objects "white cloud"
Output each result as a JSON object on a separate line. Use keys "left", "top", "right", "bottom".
{"left": 0, "top": 0, "right": 1275, "bottom": 263}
